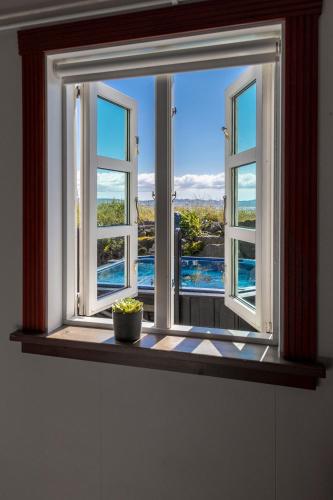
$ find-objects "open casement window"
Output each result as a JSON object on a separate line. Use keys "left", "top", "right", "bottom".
{"left": 224, "top": 65, "right": 273, "bottom": 332}
{"left": 81, "top": 82, "right": 138, "bottom": 316}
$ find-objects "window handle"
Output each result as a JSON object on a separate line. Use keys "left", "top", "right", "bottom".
{"left": 221, "top": 126, "right": 230, "bottom": 140}
{"left": 223, "top": 195, "right": 227, "bottom": 226}
{"left": 135, "top": 196, "right": 141, "bottom": 225}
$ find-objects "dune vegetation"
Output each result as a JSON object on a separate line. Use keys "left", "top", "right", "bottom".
{"left": 95, "top": 200, "right": 256, "bottom": 260}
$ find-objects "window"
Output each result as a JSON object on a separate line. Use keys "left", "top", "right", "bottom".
{"left": 17, "top": 0, "right": 323, "bottom": 367}
{"left": 79, "top": 83, "right": 138, "bottom": 315}
{"left": 224, "top": 65, "right": 273, "bottom": 332}
{"left": 63, "top": 27, "right": 279, "bottom": 342}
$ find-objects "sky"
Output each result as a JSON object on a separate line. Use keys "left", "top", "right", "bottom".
{"left": 97, "top": 66, "right": 256, "bottom": 201}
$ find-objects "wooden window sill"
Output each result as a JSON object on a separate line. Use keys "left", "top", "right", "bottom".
{"left": 10, "top": 326, "right": 325, "bottom": 390}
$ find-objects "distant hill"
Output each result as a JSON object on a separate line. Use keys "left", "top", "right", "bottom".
{"left": 98, "top": 197, "right": 256, "bottom": 209}
{"left": 139, "top": 198, "right": 256, "bottom": 209}
{"left": 237, "top": 199, "right": 256, "bottom": 209}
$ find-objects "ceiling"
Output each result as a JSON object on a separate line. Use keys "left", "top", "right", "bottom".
{"left": 0, "top": 0, "right": 202, "bottom": 31}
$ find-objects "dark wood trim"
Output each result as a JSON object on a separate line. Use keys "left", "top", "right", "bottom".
{"left": 18, "top": 0, "right": 323, "bottom": 360}
{"left": 10, "top": 328, "right": 326, "bottom": 389}
{"left": 17, "top": 0, "right": 322, "bottom": 55}
{"left": 283, "top": 15, "right": 319, "bottom": 360}
{"left": 22, "top": 52, "right": 46, "bottom": 332}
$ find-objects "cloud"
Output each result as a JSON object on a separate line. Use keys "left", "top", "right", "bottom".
{"left": 138, "top": 172, "right": 225, "bottom": 192}
{"left": 175, "top": 173, "right": 225, "bottom": 190}
{"left": 138, "top": 171, "right": 255, "bottom": 192}
{"left": 138, "top": 172, "right": 155, "bottom": 192}
{"left": 97, "top": 170, "right": 126, "bottom": 195}
{"left": 91, "top": 169, "right": 255, "bottom": 200}
{"left": 236, "top": 173, "right": 256, "bottom": 188}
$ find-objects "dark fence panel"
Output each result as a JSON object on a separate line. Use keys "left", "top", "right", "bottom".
{"left": 178, "top": 294, "right": 254, "bottom": 331}
{"left": 137, "top": 291, "right": 254, "bottom": 332}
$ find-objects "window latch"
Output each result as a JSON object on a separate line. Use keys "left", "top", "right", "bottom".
{"left": 276, "top": 40, "right": 281, "bottom": 57}
{"left": 171, "top": 191, "right": 177, "bottom": 202}
{"left": 221, "top": 126, "right": 229, "bottom": 140}
{"left": 76, "top": 292, "right": 81, "bottom": 314}
{"left": 134, "top": 196, "right": 141, "bottom": 225}
{"left": 223, "top": 195, "right": 227, "bottom": 226}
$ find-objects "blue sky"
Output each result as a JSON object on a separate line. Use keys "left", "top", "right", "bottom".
{"left": 100, "top": 66, "right": 256, "bottom": 201}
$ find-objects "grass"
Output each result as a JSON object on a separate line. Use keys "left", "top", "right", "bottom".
{"left": 137, "top": 203, "right": 256, "bottom": 226}
{"left": 95, "top": 200, "right": 256, "bottom": 259}
{"left": 94, "top": 200, "right": 256, "bottom": 227}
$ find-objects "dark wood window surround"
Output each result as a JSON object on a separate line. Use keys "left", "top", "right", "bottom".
{"left": 10, "top": 0, "right": 326, "bottom": 389}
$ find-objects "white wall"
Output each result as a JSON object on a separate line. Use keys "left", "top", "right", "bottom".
{"left": 0, "top": 1, "right": 332, "bottom": 498}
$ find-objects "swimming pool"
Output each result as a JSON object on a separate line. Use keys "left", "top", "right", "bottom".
{"left": 97, "top": 256, "right": 256, "bottom": 292}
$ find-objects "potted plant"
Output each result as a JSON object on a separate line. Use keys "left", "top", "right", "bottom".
{"left": 111, "top": 298, "right": 144, "bottom": 342}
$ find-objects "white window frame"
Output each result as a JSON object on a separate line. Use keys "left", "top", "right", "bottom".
{"left": 80, "top": 82, "right": 138, "bottom": 316}
{"left": 224, "top": 65, "right": 274, "bottom": 332}
{"left": 154, "top": 75, "right": 175, "bottom": 330}
{"left": 56, "top": 24, "right": 281, "bottom": 343}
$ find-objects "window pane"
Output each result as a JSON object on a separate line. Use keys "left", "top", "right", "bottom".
{"left": 233, "top": 163, "right": 256, "bottom": 228}
{"left": 97, "top": 237, "right": 127, "bottom": 299}
{"left": 97, "top": 97, "right": 128, "bottom": 160}
{"left": 97, "top": 169, "right": 128, "bottom": 226}
{"left": 233, "top": 239, "right": 256, "bottom": 308}
{"left": 98, "top": 76, "right": 156, "bottom": 324}
{"left": 234, "top": 82, "right": 256, "bottom": 154}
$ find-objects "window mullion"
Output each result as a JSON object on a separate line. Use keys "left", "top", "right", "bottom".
{"left": 155, "top": 75, "right": 174, "bottom": 330}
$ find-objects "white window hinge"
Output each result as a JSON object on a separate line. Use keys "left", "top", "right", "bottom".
{"left": 171, "top": 106, "right": 177, "bottom": 117}
{"left": 276, "top": 40, "right": 282, "bottom": 58}
{"left": 265, "top": 321, "right": 273, "bottom": 334}
{"left": 135, "top": 135, "right": 139, "bottom": 155}
{"left": 75, "top": 85, "right": 81, "bottom": 98}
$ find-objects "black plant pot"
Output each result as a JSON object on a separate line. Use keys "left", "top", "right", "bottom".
{"left": 113, "top": 310, "right": 143, "bottom": 343}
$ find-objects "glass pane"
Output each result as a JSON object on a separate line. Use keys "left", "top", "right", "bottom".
{"left": 97, "top": 237, "right": 127, "bottom": 299}
{"left": 234, "top": 81, "right": 256, "bottom": 154}
{"left": 233, "top": 163, "right": 256, "bottom": 228}
{"left": 97, "top": 169, "right": 128, "bottom": 226}
{"left": 233, "top": 239, "right": 256, "bottom": 308}
{"left": 97, "top": 97, "right": 128, "bottom": 160}
{"left": 99, "top": 76, "right": 156, "bottom": 324}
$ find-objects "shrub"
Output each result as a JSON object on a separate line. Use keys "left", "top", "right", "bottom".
{"left": 97, "top": 238, "right": 124, "bottom": 267}
{"left": 137, "top": 204, "right": 155, "bottom": 222}
{"left": 182, "top": 240, "right": 204, "bottom": 256}
{"left": 138, "top": 236, "right": 155, "bottom": 243}
{"left": 179, "top": 209, "right": 201, "bottom": 240}
{"left": 97, "top": 200, "right": 125, "bottom": 226}
{"left": 138, "top": 236, "right": 154, "bottom": 255}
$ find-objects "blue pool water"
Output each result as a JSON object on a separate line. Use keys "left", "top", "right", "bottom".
{"left": 97, "top": 256, "right": 255, "bottom": 292}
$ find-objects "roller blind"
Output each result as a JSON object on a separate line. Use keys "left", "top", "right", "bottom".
{"left": 54, "top": 29, "right": 280, "bottom": 81}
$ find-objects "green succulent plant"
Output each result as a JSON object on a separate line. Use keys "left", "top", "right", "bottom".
{"left": 111, "top": 298, "right": 143, "bottom": 314}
